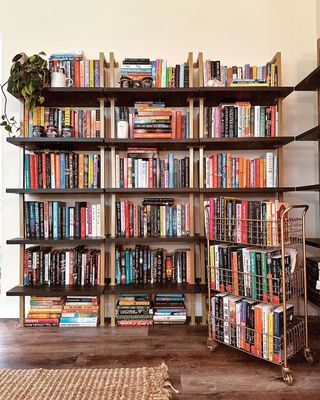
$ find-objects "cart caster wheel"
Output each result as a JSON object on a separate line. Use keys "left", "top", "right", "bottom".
{"left": 282, "top": 367, "right": 294, "bottom": 386}
{"left": 207, "top": 338, "right": 217, "bottom": 352}
{"left": 304, "top": 348, "right": 315, "bottom": 364}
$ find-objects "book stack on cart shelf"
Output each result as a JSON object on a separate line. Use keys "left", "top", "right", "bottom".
{"left": 153, "top": 294, "right": 187, "bottom": 325}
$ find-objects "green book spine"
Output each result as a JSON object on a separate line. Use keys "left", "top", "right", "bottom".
{"left": 250, "top": 250, "right": 257, "bottom": 300}
{"left": 260, "top": 107, "right": 266, "bottom": 137}
{"left": 261, "top": 252, "right": 268, "bottom": 302}
{"left": 166, "top": 67, "right": 169, "bottom": 88}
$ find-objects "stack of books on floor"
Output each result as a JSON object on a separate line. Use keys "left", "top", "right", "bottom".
{"left": 153, "top": 294, "right": 187, "bottom": 325}
{"left": 60, "top": 296, "right": 99, "bottom": 327}
{"left": 116, "top": 294, "right": 153, "bottom": 326}
{"left": 25, "top": 296, "right": 65, "bottom": 327}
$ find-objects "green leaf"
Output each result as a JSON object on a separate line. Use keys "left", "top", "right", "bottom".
{"left": 0, "top": 121, "right": 7, "bottom": 126}
{"left": 12, "top": 53, "right": 21, "bottom": 62}
{"left": 5, "top": 125, "right": 12, "bottom": 132}
{"left": 1, "top": 115, "right": 5, "bottom": 120}
{"left": 38, "top": 51, "right": 46, "bottom": 55}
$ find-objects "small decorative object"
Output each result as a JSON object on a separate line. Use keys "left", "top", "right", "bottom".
{"left": 119, "top": 76, "right": 153, "bottom": 88}
{"left": 0, "top": 52, "right": 49, "bottom": 136}
{"left": 117, "top": 120, "right": 129, "bottom": 138}
{"left": 46, "top": 125, "right": 59, "bottom": 137}
{"left": 119, "top": 76, "right": 131, "bottom": 88}
{"left": 50, "top": 68, "right": 73, "bottom": 87}
{"left": 32, "top": 125, "right": 45, "bottom": 137}
{"left": 61, "top": 125, "right": 73, "bottom": 137}
{"left": 207, "top": 78, "right": 224, "bottom": 87}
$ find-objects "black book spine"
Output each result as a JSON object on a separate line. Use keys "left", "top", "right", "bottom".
{"left": 39, "top": 202, "right": 44, "bottom": 239}
{"left": 38, "top": 153, "right": 43, "bottom": 188}
{"left": 74, "top": 202, "right": 80, "bottom": 238}
{"left": 224, "top": 106, "right": 229, "bottom": 137}
{"left": 116, "top": 201, "right": 121, "bottom": 236}
{"left": 34, "top": 202, "right": 40, "bottom": 239}
{"left": 46, "top": 154, "right": 51, "bottom": 188}
{"left": 24, "top": 201, "right": 30, "bottom": 238}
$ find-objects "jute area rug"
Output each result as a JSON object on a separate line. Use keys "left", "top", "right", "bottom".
{"left": 0, "top": 363, "right": 176, "bottom": 400}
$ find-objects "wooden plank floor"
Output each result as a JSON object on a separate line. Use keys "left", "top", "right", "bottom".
{"left": 0, "top": 318, "right": 319, "bottom": 399}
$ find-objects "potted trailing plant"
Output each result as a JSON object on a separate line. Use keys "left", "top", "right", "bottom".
{"left": 0, "top": 52, "right": 49, "bottom": 136}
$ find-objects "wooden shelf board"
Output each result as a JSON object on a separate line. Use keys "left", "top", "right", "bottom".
{"left": 105, "top": 188, "right": 198, "bottom": 194}
{"left": 6, "top": 237, "right": 105, "bottom": 245}
{"left": 199, "top": 86, "right": 294, "bottom": 106}
{"left": 41, "top": 87, "right": 104, "bottom": 107}
{"left": 6, "top": 188, "right": 103, "bottom": 194}
{"left": 295, "top": 66, "right": 320, "bottom": 91}
{"left": 106, "top": 235, "right": 205, "bottom": 244}
{"left": 200, "top": 136, "right": 294, "bottom": 150}
{"left": 6, "top": 137, "right": 104, "bottom": 151}
{"left": 306, "top": 238, "right": 320, "bottom": 248}
{"left": 105, "top": 138, "right": 198, "bottom": 150}
{"left": 295, "top": 125, "right": 320, "bottom": 141}
{"left": 296, "top": 184, "right": 320, "bottom": 191}
{"left": 7, "top": 285, "right": 105, "bottom": 297}
{"left": 104, "top": 282, "right": 206, "bottom": 295}
{"left": 199, "top": 187, "right": 295, "bottom": 194}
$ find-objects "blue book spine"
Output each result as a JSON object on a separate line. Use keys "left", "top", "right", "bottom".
{"left": 232, "top": 157, "right": 236, "bottom": 188}
{"left": 186, "top": 111, "right": 190, "bottom": 138}
{"left": 172, "top": 207, "right": 177, "bottom": 236}
{"left": 168, "top": 154, "right": 174, "bottom": 188}
{"left": 179, "top": 64, "right": 184, "bottom": 88}
{"left": 151, "top": 60, "right": 156, "bottom": 85}
{"left": 28, "top": 110, "right": 33, "bottom": 137}
{"left": 218, "top": 154, "right": 222, "bottom": 184}
{"left": 25, "top": 154, "right": 30, "bottom": 189}
{"left": 65, "top": 207, "right": 69, "bottom": 239}
{"left": 129, "top": 251, "right": 134, "bottom": 284}
{"left": 53, "top": 201, "right": 59, "bottom": 239}
{"left": 169, "top": 207, "right": 173, "bottom": 236}
{"left": 125, "top": 250, "right": 130, "bottom": 284}
{"left": 60, "top": 153, "right": 65, "bottom": 188}
{"left": 273, "top": 310, "right": 281, "bottom": 357}
{"left": 116, "top": 248, "right": 121, "bottom": 284}
{"left": 29, "top": 202, "right": 35, "bottom": 237}
{"left": 60, "top": 317, "right": 97, "bottom": 323}
{"left": 222, "top": 154, "right": 227, "bottom": 188}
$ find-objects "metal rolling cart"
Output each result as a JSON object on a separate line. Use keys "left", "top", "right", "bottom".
{"left": 205, "top": 202, "right": 315, "bottom": 385}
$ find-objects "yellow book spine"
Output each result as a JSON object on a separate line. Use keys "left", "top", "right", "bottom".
{"left": 40, "top": 107, "right": 45, "bottom": 126}
{"left": 89, "top": 155, "right": 94, "bottom": 187}
{"left": 210, "top": 245, "right": 215, "bottom": 289}
{"left": 89, "top": 60, "right": 94, "bottom": 87}
{"left": 266, "top": 201, "right": 272, "bottom": 246}
{"left": 252, "top": 66, "right": 257, "bottom": 80}
{"left": 268, "top": 311, "right": 274, "bottom": 361}
{"left": 24, "top": 106, "right": 29, "bottom": 137}
{"left": 79, "top": 154, "right": 84, "bottom": 188}
{"left": 64, "top": 107, "right": 71, "bottom": 126}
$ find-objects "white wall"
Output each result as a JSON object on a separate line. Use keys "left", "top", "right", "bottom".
{"left": 0, "top": 0, "right": 319, "bottom": 317}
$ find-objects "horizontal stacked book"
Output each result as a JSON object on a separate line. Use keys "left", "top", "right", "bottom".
{"left": 60, "top": 296, "right": 100, "bottom": 327}
{"left": 24, "top": 151, "right": 100, "bottom": 189}
{"left": 204, "top": 104, "right": 278, "bottom": 137}
{"left": 115, "top": 198, "right": 190, "bottom": 237}
{"left": 23, "top": 107, "right": 101, "bottom": 138}
{"left": 23, "top": 246, "right": 101, "bottom": 286}
{"left": 153, "top": 294, "right": 187, "bottom": 325}
{"left": 202, "top": 60, "right": 278, "bottom": 87}
{"left": 25, "top": 296, "right": 65, "bottom": 327}
{"left": 49, "top": 51, "right": 101, "bottom": 87}
{"left": 203, "top": 152, "right": 277, "bottom": 188}
{"left": 118, "top": 58, "right": 189, "bottom": 88}
{"left": 115, "top": 148, "right": 189, "bottom": 188}
{"left": 211, "top": 294, "right": 294, "bottom": 363}
{"left": 204, "top": 197, "right": 288, "bottom": 246}
{"left": 116, "top": 294, "right": 153, "bottom": 326}
{"left": 115, "top": 246, "right": 191, "bottom": 284}
{"left": 306, "top": 257, "right": 320, "bottom": 306}
{"left": 24, "top": 201, "right": 101, "bottom": 239}
{"left": 207, "top": 243, "right": 297, "bottom": 304}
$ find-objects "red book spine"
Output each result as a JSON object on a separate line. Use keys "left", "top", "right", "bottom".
{"left": 74, "top": 60, "right": 80, "bottom": 87}
{"left": 148, "top": 158, "right": 153, "bottom": 188}
{"left": 125, "top": 200, "right": 130, "bottom": 237}
{"left": 241, "top": 200, "right": 248, "bottom": 243}
{"left": 246, "top": 159, "right": 250, "bottom": 188}
{"left": 271, "top": 106, "right": 276, "bottom": 137}
{"left": 55, "top": 154, "right": 61, "bottom": 189}
{"left": 69, "top": 250, "right": 74, "bottom": 285}
{"left": 176, "top": 111, "right": 182, "bottom": 139}
{"left": 74, "top": 111, "right": 79, "bottom": 138}
{"left": 80, "top": 207, "right": 86, "bottom": 238}
{"left": 42, "top": 153, "right": 47, "bottom": 189}
{"left": 256, "top": 158, "right": 260, "bottom": 188}
{"left": 34, "top": 154, "right": 39, "bottom": 189}
{"left": 171, "top": 111, "right": 176, "bottom": 139}
{"left": 97, "top": 252, "right": 101, "bottom": 285}
{"left": 213, "top": 154, "right": 218, "bottom": 188}
{"left": 209, "top": 198, "right": 215, "bottom": 240}
{"left": 86, "top": 110, "right": 91, "bottom": 138}
{"left": 88, "top": 204, "right": 92, "bottom": 236}
{"left": 30, "top": 154, "right": 36, "bottom": 189}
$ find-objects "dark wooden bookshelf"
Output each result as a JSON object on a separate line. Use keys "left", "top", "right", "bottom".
{"left": 106, "top": 235, "right": 205, "bottom": 244}
{"left": 199, "top": 187, "right": 295, "bottom": 194}
{"left": 296, "top": 184, "right": 320, "bottom": 191}
{"left": 199, "top": 86, "right": 294, "bottom": 106}
{"left": 105, "top": 138, "right": 198, "bottom": 150}
{"left": 7, "top": 285, "right": 105, "bottom": 297}
{"left": 104, "top": 282, "right": 206, "bottom": 295}
{"left": 7, "top": 237, "right": 105, "bottom": 245}
{"left": 6, "top": 188, "right": 104, "bottom": 194}
{"left": 105, "top": 188, "right": 199, "bottom": 194}
{"left": 295, "top": 125, "right": 320, "bottom": 141}
{"left": 295, "top": 66, "right": 320, "bottom": 91}
{"left": 306, "top": 238, "right": 320, "bottom": 248}
{"left": 40, "top": 87, "right": 104, "bottom": 107}
{"left": 7, "top": 137, "right": 105, "bottom": 151}
{"left": 199, "top": 136, "right": 294, "bottom": 150}
{"left": 104, "top": 87, "right": 198, "bottom": 107}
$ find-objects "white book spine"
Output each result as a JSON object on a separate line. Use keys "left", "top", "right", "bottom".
{"left": 115, "top": 154, "right": 120, "bottom": 188}
{"left": 214, "top": 245, "right": 220, "bottom": 290}
{"left": 80, "top": 60, "right": 84, "bottom": 87}
{"left": 45, "top": 253, "right": 49, "bottom": 284}
{"left": 85, "top": 207, "right": 89, "bottom": 237}
{"left": 273, "top": 155, "right": 278, "bottom": 187}
{"left": 84, "top": 59, "right": 90, "bottom": 87}
{"left": 96, "top": 204, "right": 101, "bottom": 237}
{"left": 236, "top": 203, "right": 242, "bottom": 243}
{"left": 266, "top": 152, "right": 274, "bottom": 187}
{"left": 81, "top": 254, "right": 85, "bottom": 286}
{"left": 206, "top": 158, "right": 210, "bottom": 188}
{"left": 92, "top": 204, "right": 97, "bottom": 237}
{"left": 161, "top": 59, "right": 167, "bottom": 87}
{"left": 211, "top": 297, "right": 216, "bottom": 334}
{"left": 254, "top": 106, "right": 260, "bottom": 137}
{"left": 65, "top": 251, "right": 70, "bottom": 285}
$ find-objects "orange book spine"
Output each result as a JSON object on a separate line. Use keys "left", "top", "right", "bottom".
{"left": 42, "top": 153, "right": 47, "bottom": 189}
{"left": 125, "top": 200, "right": 130, "bottom": 237}
{"left": 239, "top": 157, "right": 244, "bottom": 188}
{"left": 213, "top": 154, "right": 218, "bottom": 188}
{"left": 74, "top": 111, "right": 79, "bottom": 138}
{"left": 171, "top": 110, "right": 176, "bottom": 139}
{"left": 78, "top": 154, "right": 84, "bottom": 188}
{"left": 254, "top": 306, "right": 263, "bottom": 357}
{"left": 256, "top": 158, "right": 260, "bottom": 188}
{"left": 176, "top": 111, "right": 182, "bottom": 139}
{"left": 74, "top": 60, "right": 80, "bottom": 87}
{"left": 24, "top": 106, "right": 29, "bottom": 138}
{"left": 246, "top": 159, "right": 250, "bottom": 188}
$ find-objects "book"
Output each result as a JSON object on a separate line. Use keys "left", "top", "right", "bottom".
{"left": 116, "top": 294, "right": 153, "bottom": 326}
{"left": 25, "top": 297, "right": 65, "bottom": 327}
{"left": 60, "top": 296, "right": 100, "bottom": 327}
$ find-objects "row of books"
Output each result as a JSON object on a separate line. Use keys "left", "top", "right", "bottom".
{"left": 204, "top": 197, "right": 288, "bottom": 247}
{"left": 115, "top": 198, "right": 190, "bottom": 238}
{"left": 119, "top": 58, "right": 189, "bottom": 88}
{"left": 23, "top": 247, "right": 101, "bottom": 287}
{"left": 115, "top": 102, "right": 191, "bottom": 139}
{"left": 23, "top": 107, "right": 101, "bottom": 138}
{"left": 60, "top": 296, "right": 100, "bottom": 327}
{"left": 153, "top": 294, "right": 187, "bottom": 325}
{"left": 116, "top": 148, "right": 189, "bottom": 188}
{"left": 49, "top": 51, "right": 101, "bottom": 88}
{"left": 207, "top": 244, "right": 296, "bottom": 304}
{"left": 24, "top": 201, "right": 101, "bottom": 239}
{"left": 202, "top": 60, "right": 278, "bottom": 87}
{"left": 211, "top": 294, "right": 294, "bottom": 363}
{"left": 203, "top": 152, "right": 277, "bottom": 189}
{"left": 24, "top": 152, "right": 100, "bottom": 189}
{"left": 116, "top": 294, "right": 153, "bottom": 326}
{"left": 25, "top": 297, "right": 65, "bottom": 327}
{"left": 115, "top": 246, "right": 191, "bottom": 285}
{"left": 204, "top": 104, "right": 278, "bottom": 138}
